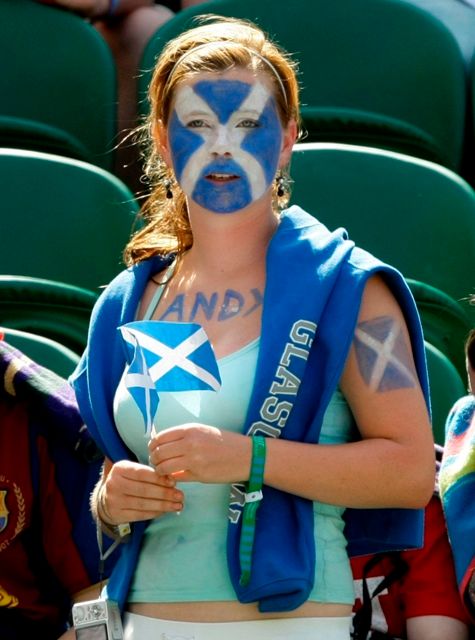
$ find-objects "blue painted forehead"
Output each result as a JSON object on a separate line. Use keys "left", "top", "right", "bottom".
{"left": 192, "top": 80, "right": 254, "bottom": 124}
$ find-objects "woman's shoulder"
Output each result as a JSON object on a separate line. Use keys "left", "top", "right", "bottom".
{"left": 89, "top": 255, "right": 172, "bottom": 328}
{"left": 282, "top": 204, "right": 390, "bottom": 275}
{"left": 97, "top": 255, "right": 170, "bottom": 302}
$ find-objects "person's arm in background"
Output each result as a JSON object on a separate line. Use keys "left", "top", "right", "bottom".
{"left": 35, "top": 1, "right": 159, "bottom": 19}
{"left": 35, "top": 0, "right": 111, "bottom": 18}
{"left": 402, "top": 496, "right": 470, "bottom": 640}
{"left": 406, "top": 616, "right": 468, "bottom": 640}
{"left": 33, "top": 0, "right": 174, "bottom": 193}
{"left": 180, "top": 0, "right": 211, "bottom": 6}
{"left": 36, "top": 0, "right": 211, "bottom": 17}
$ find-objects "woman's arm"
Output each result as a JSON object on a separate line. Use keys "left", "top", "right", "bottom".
{"left": 262, "top": 274, "right": 435, "bottom": 508}
{"left": 149, "top": 275, "right": 435, "bottom": 509}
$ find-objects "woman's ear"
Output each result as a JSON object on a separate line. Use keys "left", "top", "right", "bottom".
{"left": 279, "top": 118, "right": 298, "bottom": 169}
{"left": 153, "top": 119, "right": 171, "bottom": 166}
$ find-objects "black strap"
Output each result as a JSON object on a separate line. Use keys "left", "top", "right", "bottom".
{"left": 352, "top": 552, "right": 409, "bottom": 640}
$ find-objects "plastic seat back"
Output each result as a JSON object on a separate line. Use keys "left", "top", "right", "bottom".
{"left": 468, "top": 49, "right": 475, "bottom": 184}
{"left": 0, "top": 276, "right": 98, "bottom": 355}
{"left": 139, "top": 0, "right": 466, "bottom": 169}
{"left": 1, "top": 327, "right": 80, "bottom": 379}
{"left": 0, "top": 0, "right": 117, "bottom": 169}
{"left": 425, "top": 341, "right": 467, "bottom": 445}
{"left": 406, "top": 0, "right": 475, "bottom": 70}
{"left": 407, "top": 279, "right": 472, "bottom": 379}
{"left": 0, "top": 149, "right": 139, "bottom": 292}
{"left": 289, "top": 143, "right": 475, "bottom": 322}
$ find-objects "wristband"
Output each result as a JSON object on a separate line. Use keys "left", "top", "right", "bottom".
{"left": 239, "top": 435, "right": 266, "bottom": 586}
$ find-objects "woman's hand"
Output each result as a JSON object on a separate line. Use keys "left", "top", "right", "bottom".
{"left": 100, "top": 459, "right": 184, "bottom": 524}
{"left": 148, "top": 425, "right": 252, "bottom": 484}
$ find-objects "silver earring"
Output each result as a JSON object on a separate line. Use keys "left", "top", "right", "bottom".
{"left": 276, "top": 174, "right": 286, "bottom": 197}
{"left": 164, "top": 179, "right": 173, "bottom": 199}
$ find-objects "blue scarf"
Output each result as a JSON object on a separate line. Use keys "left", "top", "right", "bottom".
{"left": 71, "top": 206, "right": 429, "bottom": 612}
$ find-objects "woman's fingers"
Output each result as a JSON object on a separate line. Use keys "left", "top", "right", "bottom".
{"left": 148, "top": 424, "right": 251, "bottom": 483}
{"left": 103, "top": 460, "right": 184, "bottom": 522}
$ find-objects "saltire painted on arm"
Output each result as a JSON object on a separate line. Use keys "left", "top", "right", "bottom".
{"left": 353, "top": 316, "right": 416, "bottom": 392}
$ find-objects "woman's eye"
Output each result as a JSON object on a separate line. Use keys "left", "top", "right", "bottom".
{"left": 187, "top": 119, "right": 209, "bottom": 128}
{"left": 237, "top": 119, "right": 259, "bottom": 128}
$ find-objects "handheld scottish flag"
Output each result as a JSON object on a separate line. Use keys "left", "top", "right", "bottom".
{"left": 119, "top": 321, "right": 221, "bottom": 436}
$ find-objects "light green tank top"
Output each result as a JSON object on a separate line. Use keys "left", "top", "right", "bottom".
{"left": 113, "top": 272, "right": 356, "bottom": 605}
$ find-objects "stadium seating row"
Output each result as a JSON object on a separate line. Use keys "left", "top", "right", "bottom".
{"left": 1, "top": 0, "right": 475, "bottom": 182}
{"left": 0, "top": 141, "right": 472, "bottom": 443}
{"left": 0, "top": 0, "right": 473, "bottom": 445}
{"left": 0, "top": 0, "right": 116, "bottom": 170}
{"left": 1, "top": 143, "right": 473, "bottom": 340}
{"left": 138, "top": 0, "right": 470, "bottom": 173}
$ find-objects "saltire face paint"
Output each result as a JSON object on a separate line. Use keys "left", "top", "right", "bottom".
{"left": 168, "top": 78, "right": 283, "bottom": 213}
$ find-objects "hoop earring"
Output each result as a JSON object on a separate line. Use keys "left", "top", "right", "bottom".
{"left": 164, "top": 179, "right": 173, "bottom": 199}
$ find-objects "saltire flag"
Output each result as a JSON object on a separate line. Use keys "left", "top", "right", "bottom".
{"left": 119, "top": 321, "right": 221, "bottom": 436}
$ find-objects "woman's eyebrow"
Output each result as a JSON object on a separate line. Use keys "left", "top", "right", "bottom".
{"left": 233, "top": 108, "right": 261, "bottom": 116}
{"left": 181, "top": 109, "right": 213, "bottom": 117}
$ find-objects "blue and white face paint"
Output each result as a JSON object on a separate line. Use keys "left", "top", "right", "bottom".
{"left": 168, "top": 78, "right": 284, "bottom": 214}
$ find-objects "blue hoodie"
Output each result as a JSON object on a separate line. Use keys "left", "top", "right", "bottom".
{"left": 71, "top": 206, "right": 429, "bottom": 613}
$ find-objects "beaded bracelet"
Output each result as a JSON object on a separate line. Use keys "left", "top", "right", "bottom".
{"left": 96, "top": 483, "right": 131, "bottom": 540}
{"left": 239, "top": 435, "right": 267, "bottom": 586}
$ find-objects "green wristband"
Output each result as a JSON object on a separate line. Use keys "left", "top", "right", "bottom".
{"left": 239, "top": 435, "right": 267, "bottom": 586}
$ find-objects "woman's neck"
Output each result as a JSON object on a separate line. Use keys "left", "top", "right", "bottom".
{"left": 184, "top": 204, "right": 280, "bottom": 278}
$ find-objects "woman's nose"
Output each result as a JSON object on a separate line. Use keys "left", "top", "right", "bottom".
{"left": 210, "top": 124, "right": 232, "bottom": 155}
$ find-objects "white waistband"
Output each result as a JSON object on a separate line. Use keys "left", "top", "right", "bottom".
{"left": 123, "top": 612, "right": 351, "bottom": 640}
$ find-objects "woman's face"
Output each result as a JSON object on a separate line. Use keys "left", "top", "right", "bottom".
{"left": 165, "top": 68, "right": 285, "bottom": 214}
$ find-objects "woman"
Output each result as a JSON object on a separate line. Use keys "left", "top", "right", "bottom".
{"left": 71, "top": 16, "right": 435, "bottom": 640}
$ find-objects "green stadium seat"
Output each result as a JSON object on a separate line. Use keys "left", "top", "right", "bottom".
{"left": 407, "top": 279, "right": 472, "bottom": 380}
{"left": 289, "top": 143, "right": 475, "bottom": 324}
{"left": 138, "top": 0, "right": 466, "bottom": 169}
{"left": 468, "top": 49, "right": 475, "bottom": 184}
{"left": 425, "top": 341, "right": 467, "bottom": 445}
{"left": 0, "top": 0, "right": 117, "bottom": 170}
{"left": 405, "top": 0, "right": 475, "bottom": 71}
{"left": 0, "top": 116, "right": 90, "bottom": 163}
{"left": 0, "top": 148, "right": 139, "bottom": 292}
{"left": 0, "top": 276, "right": 98, "bottom": 355}
{"left": 1, "top": 327, "right": 80, "bottom": 379}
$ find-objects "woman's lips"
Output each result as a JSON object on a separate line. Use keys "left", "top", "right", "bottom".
{"left": 205, "top": 172, "right": 239, "bottom": 182}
